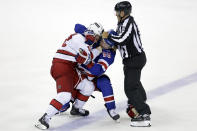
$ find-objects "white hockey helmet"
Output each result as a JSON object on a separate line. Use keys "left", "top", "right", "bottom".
{"left": 86, "top": 22, "right": 104, "bottom": 36}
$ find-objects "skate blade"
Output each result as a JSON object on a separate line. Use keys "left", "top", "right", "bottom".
{"left": 56, "top": 111, "right": 69, "bottom": 116}
{"left": 114, "top": 119, "right": 120, "bottom": 123}
{"left": 35, "top": 122, "right": 48, "bottom": 130}
{"left": 130, "top": 120, "right": 151, "bottom": 127}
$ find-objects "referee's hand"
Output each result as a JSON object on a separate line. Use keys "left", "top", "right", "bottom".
{"left": 102, "top": 31, "right": 109, "bottom": 39}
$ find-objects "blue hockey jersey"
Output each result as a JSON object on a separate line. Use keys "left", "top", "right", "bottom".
{"left": 74, "top": 23, "right": 116, "bottom": 79}
{"left": 79, "top": 49, "right": 116, "bottom": 80}
{"left": 88, "top": 49, "right": 115, "bottom": 75}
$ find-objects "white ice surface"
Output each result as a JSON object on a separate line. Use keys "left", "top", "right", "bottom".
{"left": 0, "top": 0, "right": 197, "bottom": 131}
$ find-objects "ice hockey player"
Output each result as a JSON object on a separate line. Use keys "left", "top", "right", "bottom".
{"left": 59, "top": 24, "right": 120, "bottom": 122}
{"left": 35, "top": 22, "right": 104, "bottom": 130}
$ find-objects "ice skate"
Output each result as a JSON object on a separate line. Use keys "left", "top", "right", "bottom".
{"left": 130, "top": 114, "right": 151, "bottom": 127}
{"left": 35, "top": 113, "right": 50, "bottom": 130}
{"left": 70, "top": 106, "right": 89, "bottom": 116}
{"left": 107, "top": 109, "right": 120, "bottom": 122}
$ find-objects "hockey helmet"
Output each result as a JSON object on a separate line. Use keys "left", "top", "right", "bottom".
{"left": 86, "top": 22, "right": 104, "bottom": 36}
{"left": 114, "top": 1, "right": 132, "bottom": 15}
{"left": 84, "top": 22, "right": 104, "bottom": 45}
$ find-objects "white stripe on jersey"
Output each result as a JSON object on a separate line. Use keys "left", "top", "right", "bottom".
{"left": 133, "top": 24, "right": 142, "bottom": 53}
{"left": 104, "top": 95, "right": 114, "bottom": 99}
{"left": 133, "top": 24, "right": 142, "bottom": 47}
{"left": 105, "top": 100, "right": 115, "bottom": 104}
{"left": 78, "top": 65, "right": 95, "bottom": 80}
{"left": 53, "top": 33, "right": 91, "bottom": 62}
{"left": 54, "top": 43, "right": 77, "bottom": 61}
{"left": 111, "top": 23, "right": 132, "bottom": 43}
{"left": 58, "top": 45, "right": 77, "bottom": 55}
{"left": 54, "top": 53, "right": 76, "bottom": 62}
{"left": 118, "top": 45, "right": 129, "bottom": 58}
{"left": 98, "top": 59, "right": 109, "bottom": 71}
{"left": 111, "top": 18, "right": 129, "bottom": 39}
{"left": 133, "top": 35, "right": 142, "bottom": 53}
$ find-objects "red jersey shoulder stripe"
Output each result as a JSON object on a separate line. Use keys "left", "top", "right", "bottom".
{"left": 57, "top": 50, "right": 76, "bottom": 57}
{"left": 98, "top": 61, "right": 108, "bottom": 71}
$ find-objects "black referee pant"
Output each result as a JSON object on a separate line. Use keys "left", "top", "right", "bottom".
{"left": 123, "top": 51, "right": 151, "bottom": 115}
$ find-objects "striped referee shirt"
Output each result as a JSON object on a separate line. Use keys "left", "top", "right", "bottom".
{"left": 108, "top": 16, "right": 144, "bottom": 59}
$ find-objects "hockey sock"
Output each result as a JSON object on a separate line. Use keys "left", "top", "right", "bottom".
{"left": 104, "top": 95, "right": 116, "bottom": 110}
{"left": 74, "top": 99, "right": 86, "bottom": 109}
{"left": 74, "top": 92, "right": 90, "bottom": 109}
{"left": 46, "top": 104, "right": 59, "bottom": 119}
{"left": 46, "top": 92, "right": 71, "bottom": 118}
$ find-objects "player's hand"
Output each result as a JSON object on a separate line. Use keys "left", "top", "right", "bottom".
{"left": 86, "top": 61, "right": 94, "bottom": 68}
{"left": 102, "top": 31, "right": 109, "bottom": 39}
{"left": 75, "top": 48, "right": 91, "bottom": 65}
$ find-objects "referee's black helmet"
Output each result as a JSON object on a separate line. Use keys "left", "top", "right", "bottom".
{"left": 114, "top": 1, "right": 132, "bottom": 15}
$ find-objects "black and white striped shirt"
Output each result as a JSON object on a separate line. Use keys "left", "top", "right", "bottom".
{"left": 108, "top": 16, "right": 144, "bottom": 59}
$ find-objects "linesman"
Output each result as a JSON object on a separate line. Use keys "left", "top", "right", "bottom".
{"left": 102, "top": 1, "right": 151, "bottom": 127}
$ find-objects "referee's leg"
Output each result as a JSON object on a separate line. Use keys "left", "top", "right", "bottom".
{"left": 124, "top": 66, "right": 151, "bottom": 115}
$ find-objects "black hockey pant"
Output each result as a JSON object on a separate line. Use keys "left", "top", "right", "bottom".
{"left": 123, "top": 52, "right": 151, "bottom": 115}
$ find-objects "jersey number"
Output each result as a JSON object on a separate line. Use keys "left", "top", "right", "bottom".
{"left": 62, "top": 33, "right": 77, "bottom": 47}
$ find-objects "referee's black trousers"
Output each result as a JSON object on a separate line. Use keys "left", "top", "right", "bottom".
{"left": 123, "top": 52, "right": 151, "bottom": 115}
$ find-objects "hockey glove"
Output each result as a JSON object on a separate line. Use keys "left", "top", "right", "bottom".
{"left": 103, "top": 38, "right": 115, "bottom": 47}
{"left": 86, "top": 61, "right": 94, "bottom": 68}
{"left": 75, "top": 48, "right": 91, "bottom": 65}
{"left": 108, "top": 29, "right": 118, "bottom": 36}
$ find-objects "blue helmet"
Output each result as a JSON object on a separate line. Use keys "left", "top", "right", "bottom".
{"left": 74, "top": 24, "right": 87, "bottom": 34}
